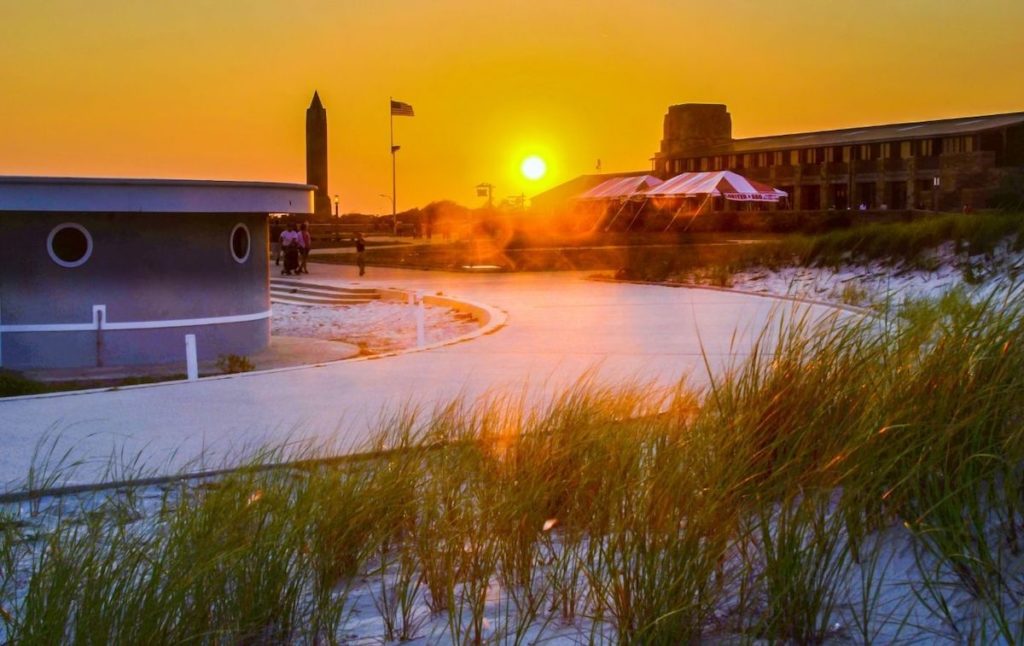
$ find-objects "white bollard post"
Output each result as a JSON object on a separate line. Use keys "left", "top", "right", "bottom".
{"left": 185, "top": 334, "right": 199, "bottom": 381}
{"left": 415, "top": 292, "right": 426, "bottom": 348}
{"left": 93, "top": 305, "right": 106, "bottom": 368}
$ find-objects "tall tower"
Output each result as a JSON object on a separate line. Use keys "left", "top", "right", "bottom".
{"left": 306, "top": 91, "right": 330, "bottom": 216}
{"left": 659, "top": 104, "right": 733, "bottom": 158}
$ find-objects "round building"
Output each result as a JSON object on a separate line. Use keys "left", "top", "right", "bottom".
{"left": 0, "top": 176, "right": 313, "bottom": 370}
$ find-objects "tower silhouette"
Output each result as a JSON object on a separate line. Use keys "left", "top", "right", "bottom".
{"left": 306, "top": 91, "right": 330, "bottom": 216}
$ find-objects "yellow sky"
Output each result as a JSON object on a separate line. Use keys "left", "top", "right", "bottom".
{"left": 1, "top": 0, "right": 1023, "bottom": 213}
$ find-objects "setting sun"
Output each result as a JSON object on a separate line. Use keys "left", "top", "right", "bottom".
{"left": 520, "top": 155, "right": 547, "bottom": 181}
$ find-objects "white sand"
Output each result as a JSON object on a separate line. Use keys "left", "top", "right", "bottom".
{"left": 271, "top": 301, "right": 479, "bottom": 354}
{"left": 720, "top": 241, "right": 1024, "bottom": 309}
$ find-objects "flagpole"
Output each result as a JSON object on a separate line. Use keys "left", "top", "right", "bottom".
{"left": 390, "top": 97, "right": 397, "bottom": 235}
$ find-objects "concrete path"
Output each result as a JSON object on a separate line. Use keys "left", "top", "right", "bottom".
{"left": 0, "top": 266, "right": 846, "bottom": 490}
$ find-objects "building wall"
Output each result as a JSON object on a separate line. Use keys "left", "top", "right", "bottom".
{"left": 0, "top": 212, "right": 270, "bottom": 369}
{"left": 656, "top": 107, "right": 1024, "bottom": 211}
{"left": 661, "top": 144, "right": 1010, "bottom": 210}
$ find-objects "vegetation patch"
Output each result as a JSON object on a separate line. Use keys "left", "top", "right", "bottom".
{"left": 215, "top": 354, "right": 255, "bottom": 374}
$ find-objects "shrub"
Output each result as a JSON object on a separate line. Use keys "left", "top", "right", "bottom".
{"left": 0, "top": 371, "right": 46, "bottom": 397}
{"left": 216, "top": 354, "right": 254, "bottom": 374}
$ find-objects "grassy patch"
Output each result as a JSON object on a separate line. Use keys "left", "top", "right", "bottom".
{"left": 0, "top": 373, "right": 190, "bottom": 399}
{"left": 0, "top": 371, "right": 48, "bottom": 397}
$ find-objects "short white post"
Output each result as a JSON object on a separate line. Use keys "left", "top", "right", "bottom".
{"left": 93, "top": 305, "right": 106, "bottom": 368}
{"left": 185, "top": 334, "right": 199, "bottom": 381}
{"left": 415, "top": 291, "right": 426, "bottom": 348}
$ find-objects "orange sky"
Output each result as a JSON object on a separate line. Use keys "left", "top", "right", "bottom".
{"left": 2, "top": 0, "right": 1023, "bottom": 214}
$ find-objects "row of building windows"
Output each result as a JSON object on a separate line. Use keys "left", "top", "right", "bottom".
{"left": 46, "top": 223, "right": 252, "bottom": 268}
{"left": 665, "top": 136, "right": 979, "bottom": 175}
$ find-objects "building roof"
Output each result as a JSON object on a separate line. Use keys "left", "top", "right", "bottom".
{"left": 0, "top": 176, "right": 315, "bottom": 214}
{"left": 674, "top": 111, "right": 1024, "bottom": 157}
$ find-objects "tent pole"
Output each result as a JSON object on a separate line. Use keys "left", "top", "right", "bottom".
{"left": 682, "top": 194, "right": 714, "bottom": 232}
{"left": 625, "top": 198, "right": 648, "bottom": 231}
{"left": 603, "top": 198, "right": 630, "bottom": 232}
{"left": 662, "top": 199, "right": 688, "bottom": 233}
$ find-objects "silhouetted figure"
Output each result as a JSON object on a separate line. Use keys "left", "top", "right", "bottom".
{"left": 355, "top": 233, "right": 366, "bottom": 276}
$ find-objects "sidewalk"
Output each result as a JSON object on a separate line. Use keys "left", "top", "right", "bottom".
{"left": 0, "top": 265, "right": 846, "bottom": 489}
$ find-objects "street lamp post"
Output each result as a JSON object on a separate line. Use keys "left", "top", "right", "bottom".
{"left": 932, "top": 176, "right": 940, "bottom": 213}
{"left": 333, "top": 195, "right": 339, "bottom": 218}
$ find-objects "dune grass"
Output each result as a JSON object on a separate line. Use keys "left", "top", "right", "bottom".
{"left": 2, "top": 284, "right": 1024, "bottom": 643}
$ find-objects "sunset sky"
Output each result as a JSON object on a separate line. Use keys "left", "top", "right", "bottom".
{"left": 2, "top": 0, "right": 1023, "bottom": 214}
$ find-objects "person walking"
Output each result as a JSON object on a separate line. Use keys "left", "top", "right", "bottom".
{"left": 355, "top": 232, "right": 366, "bottom": 276}
{"left": 298, "top": 222, "right": 312, "bottom": 274}
{"left": 280, "top": 223, "right": 301, "bottom": 276}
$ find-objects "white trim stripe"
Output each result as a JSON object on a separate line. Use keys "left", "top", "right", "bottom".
{"left": 0, "top": 309, "right": 272, "bottom": 333}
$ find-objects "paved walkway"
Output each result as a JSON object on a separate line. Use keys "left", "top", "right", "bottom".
{"left": 0, "top": 266, "right": 845, "bottom": 490}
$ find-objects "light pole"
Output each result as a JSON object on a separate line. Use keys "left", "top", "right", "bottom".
{"left": 390, "top": 142, "right": 400, "bottom": 235}
{"left": 333, "top": 195, "right": 339, "bottom": 218}
{"left": 932, "top": 176, "right": 940, "bottom": 213}
{"left": 388, "top": 98, "right": 415, "bottom": 236}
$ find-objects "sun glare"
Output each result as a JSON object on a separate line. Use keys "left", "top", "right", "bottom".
{"left": 521, "top": 155, "right": 547, "bottom": 181}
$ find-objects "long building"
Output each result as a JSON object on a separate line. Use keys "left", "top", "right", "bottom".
{"left": 653, "top": 104, "right": 1024, "bottom": 211}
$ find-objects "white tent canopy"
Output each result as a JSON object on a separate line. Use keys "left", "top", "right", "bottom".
{"left": 576, "top": 174, "right": 663, "bottom": 201}
{"left": 643, "top": 171, "right": 787, "bottom": 202}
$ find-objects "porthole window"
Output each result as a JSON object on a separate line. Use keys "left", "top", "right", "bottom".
{"left": 47, "top": 223, "right": 93, "bottom": 268}
{"left": 230, "top": 223, "right": 251, "bottom": 263}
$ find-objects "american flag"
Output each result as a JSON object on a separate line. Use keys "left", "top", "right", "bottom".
{"left": 390, "top": 100, "right": 414, "bottom": 117}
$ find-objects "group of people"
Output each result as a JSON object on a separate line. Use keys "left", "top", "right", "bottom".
{"left": 270, "top": 221, "right": 368, "bottom": 277}
{"left": 274, "top": 222, "right": 311, "bottom": 276}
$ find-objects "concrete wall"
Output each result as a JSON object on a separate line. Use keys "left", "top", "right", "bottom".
{"left": 0, "top": 212, "right": 270, "bottom": 369}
